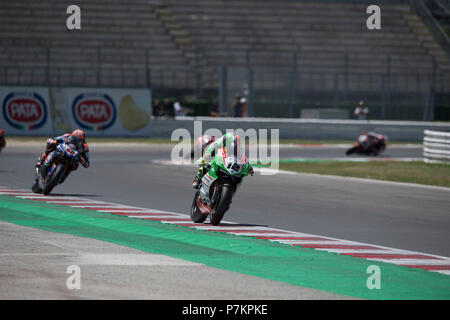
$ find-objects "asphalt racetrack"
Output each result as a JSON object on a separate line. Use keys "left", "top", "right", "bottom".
{"left": 1, "top": 142, "right": 447, "bottom": 255}
{"left": 1, "top": 142, "right": 449, "bottom": 299}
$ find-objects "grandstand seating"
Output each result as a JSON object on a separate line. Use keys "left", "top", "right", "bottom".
{"left": 0, "top": 0, "right": 448, "bottom": 91}
{"left": 0, "top": 0, "right": 191, "bottom": 88}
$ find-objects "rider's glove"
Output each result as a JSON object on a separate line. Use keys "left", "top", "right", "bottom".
{"left": 46, "top": 139, "right": 57, "bottom": 148}
{"left": 199, "top": 164, "right": 210, "bottom": 174}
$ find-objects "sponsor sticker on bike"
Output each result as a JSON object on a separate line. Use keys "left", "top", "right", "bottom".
{"left": 2, "top": 91, "right": 48, "bottom": 130}
{"left": 72, "top": 93, "right": 116, "bottom": 131}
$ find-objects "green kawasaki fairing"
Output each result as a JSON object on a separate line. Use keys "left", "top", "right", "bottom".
{"left": 192, "top": 147, "right": 251, "bottom": 225}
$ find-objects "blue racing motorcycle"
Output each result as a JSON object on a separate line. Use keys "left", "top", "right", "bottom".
{"left": 32, "top": 142, "right": 81, "bottom": 195}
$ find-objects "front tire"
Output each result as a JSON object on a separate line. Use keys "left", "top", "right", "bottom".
{"left": 346, "top": 146, "right": 358, "bottom": 155}
{"left": 210, "top": 184, "right": 232, "bottom": 226}
{"left": 31, "top": 175, "right": 42, "bottom": 193}
{"left": 190, "top": 191, "right": 207, "bottom": 223}
{"left": 42, "top": 166, "right": 64, "bottom": 195}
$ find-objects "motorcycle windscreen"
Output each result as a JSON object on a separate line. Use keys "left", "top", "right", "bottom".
{"left": 224, "top": 139, "right": 246, "bottom": 162}
{"left": 223, "top": 141, "right": 247, "bottom": 175}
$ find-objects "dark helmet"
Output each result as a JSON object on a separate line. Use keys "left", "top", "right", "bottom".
{"left": 69, "top": 129, "right": 85, "bottom": 149}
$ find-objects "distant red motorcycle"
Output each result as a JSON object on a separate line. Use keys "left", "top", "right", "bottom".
{"left": 190, "top": 135, "right": 217, "bottom": 160}
{"left": 0, "top": 129, "right": 6, "bottom": 153}
{"left": 346, "top": 132, "right": 387, "bottom": 156}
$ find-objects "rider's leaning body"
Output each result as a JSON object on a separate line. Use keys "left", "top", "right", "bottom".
{"left": 37, "top": 129, "right": 90, "bottom": 179}
{"left": 359, "top": 131, "right": 385, "bottom": 152}
{"left": 192, "top": 132, "right": 253, "bottom": 189}
{"left": 0, "top": 129, "right": 6, "bottom": 150}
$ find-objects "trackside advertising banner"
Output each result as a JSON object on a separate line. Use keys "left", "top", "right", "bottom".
{"left": 0, "top": 87, "right": 53, "bottom": 135}
{"left": 0, "top": 86, "right": 152, "bottom": 136}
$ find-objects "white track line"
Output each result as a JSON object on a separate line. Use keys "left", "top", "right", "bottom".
{"left": 68, "top": 205, "right": 126, "bottom": 208}
{"left": 437, "top": 271, "right": 450, "bottom": 275}
{"left": 190, "top": 226, "right": 287, "bottom": 231}
{"left": 95, "top": 209, "right": 159, "bottom": 213}
{"left": 372, "top": 259, "right": 450, "bottom": 265}
{"left": 128, "top": 215, "right": 187, "bottom": 219}
{"left": 161, "top": 221, "right": 199, "bottom": 224}
{"left": 314, "top": 249, "right": 394, "bottom": 254}
{"left": 272, "top": 240, "right": 363, "bottom": 245}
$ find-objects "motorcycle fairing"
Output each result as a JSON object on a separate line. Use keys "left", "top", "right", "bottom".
{"left": 200, "top": 167, "right": 218, "bottom": 204}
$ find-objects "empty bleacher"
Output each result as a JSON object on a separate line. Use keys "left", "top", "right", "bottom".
{"left": 0, "top": 0, "right": 192, "bottom": 88}
{"left": 167, "top": 0, "right": 448, "bottom": 74}
{"left": 0, "top": 0, "right": 448, "bottom": 92}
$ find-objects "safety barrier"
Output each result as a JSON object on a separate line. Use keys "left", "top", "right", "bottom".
{"left": 423, "top": 129, "right": 450, "bottom": 163}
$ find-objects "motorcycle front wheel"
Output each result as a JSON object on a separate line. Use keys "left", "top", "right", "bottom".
{"left": 345, "top": 146, "right": 358, "bottom": 155}
{"left": 42, "top": 165, "right": 64, "bottom": 195}
{"left": 210, "top": 184, "right": 232, "bottom": 226}
{"left": 31, "top": 175, "right": 42, "bottom": 193}
{"left": 190, "top": 191, "right": 207, "bottom": 223}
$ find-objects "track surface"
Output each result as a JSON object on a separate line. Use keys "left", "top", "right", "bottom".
{"left": 1, "top": 221, "right": 348, "bottom": 299}
{"left": 0, "top": 143, "right": 448, "bottom": 260}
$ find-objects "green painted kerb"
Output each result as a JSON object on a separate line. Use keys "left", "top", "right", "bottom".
{"left": 0, "top": 195, "right": 449, "bottom": 299}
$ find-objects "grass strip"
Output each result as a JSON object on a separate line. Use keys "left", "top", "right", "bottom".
{"left": 277, "top": 161, "right": 450, "bottom": 188}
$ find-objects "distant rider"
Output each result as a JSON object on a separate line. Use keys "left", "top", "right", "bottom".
{"left": 192, "top": 132, "right": 254, "bottom": 189}
{"left": 36, "top": 129, "right": 90, "bottom": 179}
{"left": 0, "top": 129, "right": 6, "bottom": 152}
{"left": 359, "top": 131, "right": 385, "bottom": 153}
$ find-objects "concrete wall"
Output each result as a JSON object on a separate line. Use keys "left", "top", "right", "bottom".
{"left": 5, "top": 112, "right": 450, "bottom": 142}
{"left": 147, "top": 117, "right": 450, "bottom": 142}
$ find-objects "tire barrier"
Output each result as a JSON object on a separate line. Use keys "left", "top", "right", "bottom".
{"left": 423, "top": 129, "right": 450, "bottom": 163}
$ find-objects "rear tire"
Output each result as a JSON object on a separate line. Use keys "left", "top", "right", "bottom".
{"left": 42, "top": 166, "right": 64, "bottom": 195}
{"left": 190, "top": 191, "right": 207, "bottom": 223}
{"left": 210, "top": 184, "right": 232, "bottom": 226}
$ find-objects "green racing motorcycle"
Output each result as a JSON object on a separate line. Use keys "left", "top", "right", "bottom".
{"left": 191, "top": 144, "right": 253, "bottom": 225}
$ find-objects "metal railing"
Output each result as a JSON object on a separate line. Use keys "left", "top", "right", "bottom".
{"left": 219, "top": 62, "right": 449, "bottom": 121}
{"left": 1, "top": 45, "right": 449, "bottom": 121}
{"left": 0, "top": 65, "right": 201, "bottom": 91}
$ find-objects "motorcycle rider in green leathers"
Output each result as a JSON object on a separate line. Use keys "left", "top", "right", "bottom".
{"left": 192, "top": 132, "right": 254, "bottom": 189}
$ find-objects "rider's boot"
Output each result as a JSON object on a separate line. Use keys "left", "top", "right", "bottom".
{"left": 192, "top": 177, "right": 201, "bottom": 189}
{"left": 36, "top": 152, "right": 47, "bottom": 168}
{"left": 192, "top": 164, "right": 209, "bottom": 189}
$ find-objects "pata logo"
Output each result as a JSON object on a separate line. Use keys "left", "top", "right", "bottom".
{"left": 2, "top": 91, "right": 47, "bottom": 130}
{"left": 72, "top": 93, "right": 116, "bottom": 131}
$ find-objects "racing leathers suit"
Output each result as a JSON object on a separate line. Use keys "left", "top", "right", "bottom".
{"left": 192, "top": 133, "right": 253, "bottom": 189}
{"left": 38, "top": 134, "right": 90, "bottom": 180}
